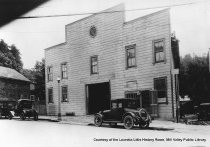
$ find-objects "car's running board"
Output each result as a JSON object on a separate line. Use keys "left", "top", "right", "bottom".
{"left": 103, "top": 121, "right": 121, "bottom": 123}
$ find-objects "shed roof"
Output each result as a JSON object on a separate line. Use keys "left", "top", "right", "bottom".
{"left": 0, "top": 66, "right": 30, "bottom": 82}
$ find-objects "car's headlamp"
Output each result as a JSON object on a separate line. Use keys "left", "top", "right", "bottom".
{"left": 139, "top": 109, "right": 149, "bottom": 121}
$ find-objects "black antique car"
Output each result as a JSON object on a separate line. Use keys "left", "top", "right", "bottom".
{"left": 94, "top": 98, "right": 152, "bottom": 129}
{"left": 11, "top": 99, "right": 38, "bottom": 120}
{"left": 194, "top": 103, "right": 210, "bottom": 121}
{"left": 0, "top": 98, "right": 16, "bottom": 119}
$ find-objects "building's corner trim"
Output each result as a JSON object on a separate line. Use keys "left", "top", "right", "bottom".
{"left": 44, "top": 42, "right": 66, "bottom": 51}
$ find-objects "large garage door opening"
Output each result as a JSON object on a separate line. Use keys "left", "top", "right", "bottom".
{"left": 87, "top": 82, "right": 110, "bottom": 114}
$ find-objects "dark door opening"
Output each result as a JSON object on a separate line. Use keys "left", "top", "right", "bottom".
{"left": 125, "top": 90, "right": 158, "bottom": 118}
{"left": 87, "top": 82, "right": 110, "bottom": 114}
{"left": 141, "top": 90, "right": 150, "bottom": 110}
{"left": 141, "top": 90, "right": 158, "bottom": 118}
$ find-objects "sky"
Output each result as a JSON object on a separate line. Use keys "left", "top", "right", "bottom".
{"left": 0, "top": 0, "right": 209, "bottom": 69}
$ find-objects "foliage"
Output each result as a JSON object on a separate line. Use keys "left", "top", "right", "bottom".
{"left": 22, "top": 59, "right": 45, "bottom": 104}
{"left": 179, "top": 54, "right": 210, "bottom": 103}
{"left": 34, "top": 59, "right": 45, "bottom": 103}
{"left": 22, "top": 69, "right": 36, "bottom": 82}
{"left": 0, "top": 39, "right": 45, "bottom": 103}
{"left": 0, "top": 39, "right": 23, "bottom": 72}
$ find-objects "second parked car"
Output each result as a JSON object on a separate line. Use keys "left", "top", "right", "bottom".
{"left": 0, "top": 98, "right": 15, "bottom": 119}
{"left": 194, "top": 103, "right": 210, "bottom": 121}
{"left": 11, "top": 99, "right": 38, "bottom": 121}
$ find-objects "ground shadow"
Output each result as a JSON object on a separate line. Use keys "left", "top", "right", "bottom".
{"left": 147, "top": 127, "right": 174, "bottom": 131}
{"left": 88, "top": 123, "right": 174, "bottom": 131}
{"left": 2, "top": 117, "right": 54, "bottom": 122}
{"left": 0, "top": 117, "right": 8, "bottom": 119}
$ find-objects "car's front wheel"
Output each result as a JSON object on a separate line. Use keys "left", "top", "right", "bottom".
{"left": 94, "top": 115, "right": 103, "bottom": 127}
{"left": 20, "top": 113, "right": 25, "bottom": 120}
{"left": 123, "top": 115, "right": 134, "bottom": 129}
{"left": 34, "top": 113, "right": 38, "bottom": 121}
{"left": 139, "top": 121, "right": 149, "bottom": 128}
{"left": 8, "top": 113, "right": 13, "bottom": 120}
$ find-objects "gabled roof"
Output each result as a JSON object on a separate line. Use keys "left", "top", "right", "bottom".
{"left": 0, "top": 66, "right": 30, "bottom": 82}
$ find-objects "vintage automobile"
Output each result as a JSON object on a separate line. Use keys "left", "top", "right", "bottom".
{"left": 194, "top": 103, "right": 210, "bottom": 121}
{"left": 94, "top": 98, "right": 152, "bottom": 129}
{"left": 11, "top": 99, "right": 38, "bottom": 121}
{"left": 0, "top": 98, "right": 16, "bottom": 119}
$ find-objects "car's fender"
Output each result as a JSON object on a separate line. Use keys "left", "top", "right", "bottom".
{"left": 10, "top": 111, "right": 15, "bottom": 117}
{"left": 122, "top": 112, "right": 136, "bottom": 121}
{"left": 22, "top": 109, "right": 32, "bottom": 115}
{"left": 33, "top": 109, "right": 38, "bottom": 114}
{"left": 22, "top": 109, "right": 28, "bottom": 114}
{"left": 95, "top": 112, "right": 104, "bottom": 119}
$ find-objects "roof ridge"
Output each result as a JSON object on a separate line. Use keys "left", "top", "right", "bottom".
{"left": 0, "top": 66, "right": 30, "bottom": 82}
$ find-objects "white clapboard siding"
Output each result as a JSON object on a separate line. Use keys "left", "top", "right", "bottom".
{"left": 45, "top": 4, "right": 176, "bottom": 120}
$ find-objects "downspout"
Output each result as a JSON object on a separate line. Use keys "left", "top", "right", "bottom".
{"left": 168, "top": 9, "right": 175, "bottom": 120}
{"left": 175, "top": 73, "right": 180, "bottom": 123}
{"left": 171, "top": 70, "right": 175, "bottom": 119}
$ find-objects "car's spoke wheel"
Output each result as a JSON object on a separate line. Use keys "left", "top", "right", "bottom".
{"left": 8, "top": 113, "right": 13, "bottom": 120}
{"left": 94, "top": 115, "right": 102, "bottom": 127}
{"left": 34, "top": 113, "right": 38, "bottom": 121}
{"left": 123, "top": 115, "right": 134, "bottom": 129}
{"left": 20, "top": 113, "right": 25, "bottom": 120}
{"left": 197, "top": 114, "right": 201, "bottom": 121}
{"left": 139, "top": 121, "right": 149, "bottom": 128}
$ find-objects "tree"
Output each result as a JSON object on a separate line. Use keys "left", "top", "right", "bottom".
{"left": 22, "top": 69, "right": 36, "bottom": 82}
{"left": 10, "top": 45, "right": 23, "bottom": 72}
{"left": 0, "top": 39, "right": 23, "bottom": 72}
{"left": 34, "top": 59, "right": 45, "bottom": 103}
{"left": 179, "top": 54, "right": 210, "bottom": 103}
{"left": 22, "top": 59, "right": 45, "bottom": 104}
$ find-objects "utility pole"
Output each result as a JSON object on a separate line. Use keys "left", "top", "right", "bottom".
{"left": 57, "top": 76, "right": 61, "bottom": 121}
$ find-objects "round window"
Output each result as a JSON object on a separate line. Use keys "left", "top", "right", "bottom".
{"left": 89, "top": 26, "right": 97, "bottom": 38}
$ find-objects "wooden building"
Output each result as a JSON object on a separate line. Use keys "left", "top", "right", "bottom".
{"left": 0, "top": 66, "right": 31, "bottom": 101}
{"left": 45, "top": 4, "right": 180, "bottom": 120}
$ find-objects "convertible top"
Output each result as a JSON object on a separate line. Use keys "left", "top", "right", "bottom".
{"left": 18, "top": 99, "right": 32, "bottom": 102}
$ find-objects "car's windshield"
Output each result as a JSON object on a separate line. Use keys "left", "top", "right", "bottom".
{"left": 124, "top": 100, "right": 139, "bottom": 109}
{"left": 111, "top": 99, "right": 139, "bottom": 109}
{"left": 112, "top": 102, "right": 123, "bottom": 108}
{"left": 18, "top": 100, "right": 32, "bottom": 109}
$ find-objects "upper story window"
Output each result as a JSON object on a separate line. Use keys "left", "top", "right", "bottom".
{"left": 61, "top": 86, "right": 68, "bottom": 102}
{"left": 48, "top": 88, "right": 53, "bottom": 103}
{"left": 153, "top": 39, "right": 165, "bottom": 63}
{"left": 126, "top": 44, "right": 136, "bottom": 68}
{"left": 61, "top": 63, "right": 67, "bottom": 79}
{"left": 90, "top": 56, "right": 98, "bottom": 74}
{"left": 89, "top": 26, "right": 97, "bottom": 38}
{"left": 154, "top": 77, "right": 167, "bottom": 103}
{"left": 47, "top": 66, "right": 53, "bottom": 82}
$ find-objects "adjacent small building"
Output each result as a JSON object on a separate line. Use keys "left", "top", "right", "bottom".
{"left": 0, "top": 66, "right": 31, "bottom": 101}
{"left": 45, "top": 4, "right": 180, "bottom": 120}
